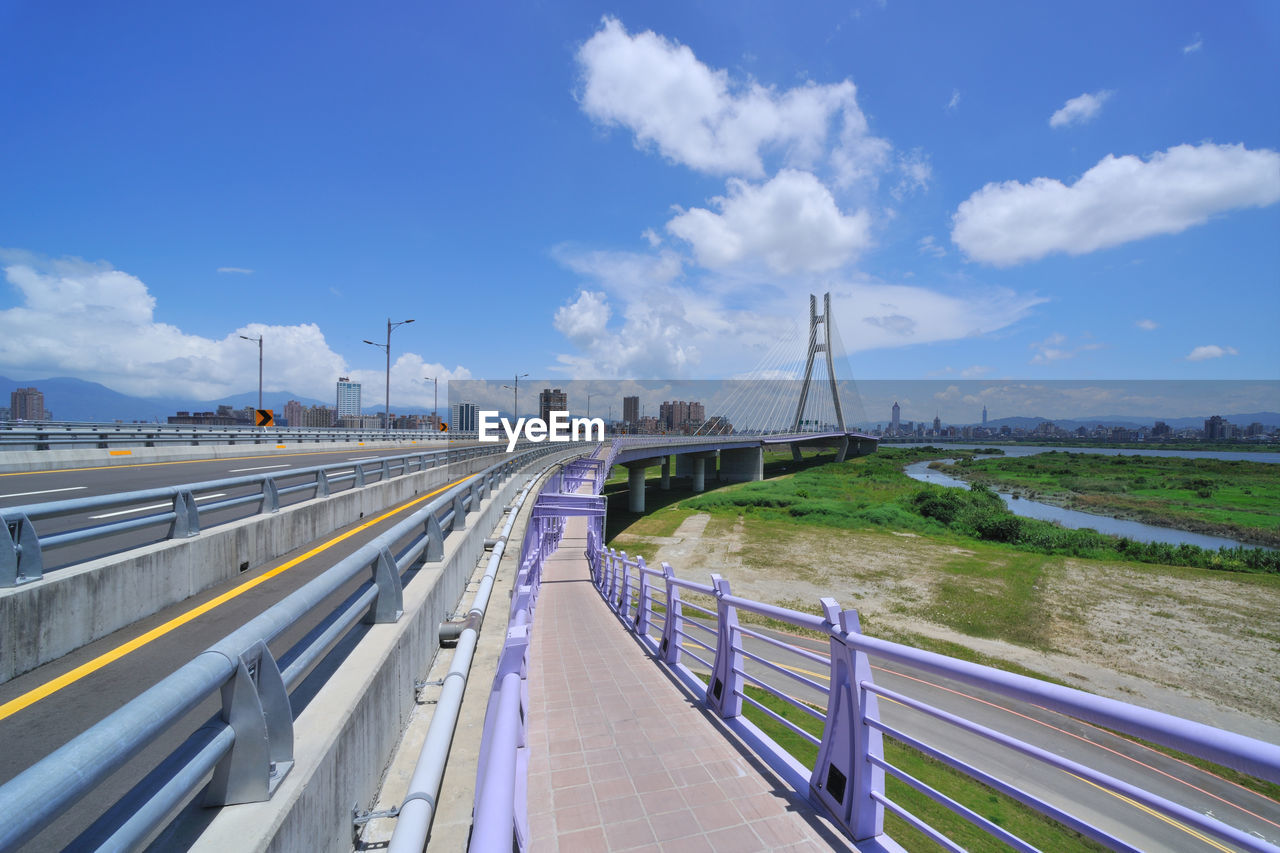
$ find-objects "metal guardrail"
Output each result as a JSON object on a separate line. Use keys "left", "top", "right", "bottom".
{"left": 469, "top": 444, "right": 1280, "bottom": 852}
{"left": 590, "top": 549, "right": 1280, "bottom": 852}
{"left": 1, "top": 443, "right": 506, "bottom": 587}
{"left": 0, "top": 442, "right": 570, "bottom": 852}
{"left": 0, "top": 422, "right": 485, "bottom": 450}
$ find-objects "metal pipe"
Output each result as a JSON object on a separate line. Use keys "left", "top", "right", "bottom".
{"left": 387, "top": 470, "right": 543, "bottom": 853}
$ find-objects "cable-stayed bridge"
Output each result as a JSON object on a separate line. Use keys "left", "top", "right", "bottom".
{"left": 0, "top": 296, "right": 1277, "bottom": 852}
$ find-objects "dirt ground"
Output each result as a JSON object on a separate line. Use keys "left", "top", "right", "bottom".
{"left": 613, "top": 512, "right": 1280, "bottom": 742}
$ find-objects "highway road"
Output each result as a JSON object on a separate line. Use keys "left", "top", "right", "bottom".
{"left": 0, "top": 467, "right": 483, "bottom": 851}
{"left": 670, "top": 619, "right": 1280, "bottom": 852}
{"left": 0, "top": 441, "right": 484, "bottom": 572}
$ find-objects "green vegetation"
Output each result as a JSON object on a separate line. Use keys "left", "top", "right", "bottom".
{"left": 642, "top": 448, "right": 1280, "bottom": 574}
{"left": 739, "top": 684, "right": 1108, "bottom": 851}
{"left": 938, "top": 451, "right": 1280, "bottom": 548}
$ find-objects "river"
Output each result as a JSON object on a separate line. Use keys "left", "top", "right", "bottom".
{"left": 902, "top": 458, "right": 1266, "bottom": 551}
{"left": 889, "top": 442, "right": 1280, "bottom": 464}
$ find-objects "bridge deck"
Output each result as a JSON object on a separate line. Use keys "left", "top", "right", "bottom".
{"left": 525, "top": 513, "right": 855, "bottom": 851}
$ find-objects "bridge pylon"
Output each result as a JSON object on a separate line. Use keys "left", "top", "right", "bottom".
{"left": 791, "top": 292, "right": 846, "bottom": 430}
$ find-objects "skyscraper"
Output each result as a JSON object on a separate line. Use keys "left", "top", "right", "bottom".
{"left": 538, "top": 388, "right": 567, "bottom": 423}
{"left": 891, "top": 401, "right": 900, "bottom": 436}
{"left": 982, "top": 405, "right": 988, "bottom": 425}
{"left": 336, "top": 377, "right": 361, "bottom": 422}
{"left": 10, "top": 387, "right": 46, "bottom": 421}
{"left": 622, "top": 395, "right": 639, "bottom": 426}
{"left": 451, "top": 401, "right": 478, "bottom": 432}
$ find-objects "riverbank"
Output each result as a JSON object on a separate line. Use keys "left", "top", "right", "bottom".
{"left": 935, "top": 451, "right": 1280, "bottom": 548}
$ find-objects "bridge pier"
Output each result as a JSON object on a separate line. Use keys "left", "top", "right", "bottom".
{"left": 624, "top": 458, "right": 665, "bottom": 512}
{"left": 692, "top": 455, "right": 708, "bottom": 492}
{"left": 660, "top": 457, "right": 670, "bottom": 491}
{"left": 719, "top": 447, "right": 762, "bottom": 483}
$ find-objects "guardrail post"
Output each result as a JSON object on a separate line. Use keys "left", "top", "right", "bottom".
{"left": 168, "top": 491, "right": 201, "bottom": 538}
{"left": 810, "top": 598, "right": 884, "bottom": 842}
{"left": 205, "top": 641, "right": 295, "bottom": 806}
{"left": 355, "top": 464, "right": 366, "bottom": 487}
{"left": 658, "top": 562, "right": 682, "bottom": 665}
{"left": 452, "top": 490, "right": 468, "bottom": 532}
{"left": 1, "top": 514, "right": 43, "bottom": 587}
{"left": 381, "top": 459, "right": 391, "bottom": 481}
{"left": 261, "top": 478, "right": 280, "bottom": 513}
{"left": 365, "top": 545, "right": 405, "bottom": 623}
{"left": 635, "top": 557, "right": 652, "bottom": 636}
{"left": 618, "top": 552, "right": 631, "bottom": 617}
{"left": 315, "top": 469, "right": 330, "bottom": 498}
{"left": 424, "top": 511, "right": 445, "bottom": 562}
{"left": 707, "top": 574, "right": 743, "bottom": 718}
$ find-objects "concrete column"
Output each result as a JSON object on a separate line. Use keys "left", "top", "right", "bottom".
{"left": 628, "top": 466, "right": 647, "bottom": 513}
{"left": 675, "top": 455, "right": 694, "bottom": 479}
{"left": 719, "top": 447, "right": 763, "bottom": 483}
{"left": 791, "top": 445, "right": 803, "bottom": 463}
{"left": 835, "top": 436, "right": 850, "bottom": 463}
{"left": 660, "top": 457, "right": 670, "bottom": 490}
{"left": 692, "top": 456, "right": 705, "bottom": 492}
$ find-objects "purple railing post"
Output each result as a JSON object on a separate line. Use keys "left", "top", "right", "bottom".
{"left": 635, "top": 556, "right": 650, "bottom": 636}
{"left": 810, "top": 597, "right": 884, "bottom": 842}
{"left": 659, "top": 562, "right": 682, "bottom": 665}
{"left": 606, "top": 550, "right": 618, "bottom": 606}
{"left": 618, "top": 552, "right": 631, "bottom": 618}
{"left": 706, "top": 574, "right": 743, "bottom": 718}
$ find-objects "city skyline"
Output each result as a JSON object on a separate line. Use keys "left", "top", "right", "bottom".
{"left": 1, "top": 4, "right": 1277, "bottom": 407}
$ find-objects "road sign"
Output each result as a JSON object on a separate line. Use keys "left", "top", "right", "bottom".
{"left": 255, "top": 409, "right": 274, "bottom": 427}
{"left": 439, "top": 422, "right": 448, "bottom": 432}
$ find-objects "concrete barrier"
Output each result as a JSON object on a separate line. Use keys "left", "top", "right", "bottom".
{"left": 168, "top": 450, "right": 580, "bottom": 852}
{"left": 0, "top": 437, "right": 457, "bottom": 474}
{"left": 0, "top": 453, "right": 496, "bottom": 682}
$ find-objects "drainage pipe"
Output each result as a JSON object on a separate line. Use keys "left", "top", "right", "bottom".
{"left": 385, "top": 459, "right": 559, "bottom": 853}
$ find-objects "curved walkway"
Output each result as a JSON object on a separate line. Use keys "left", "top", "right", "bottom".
{"left": 524, "top": 514, "right": 856, "bottom": 851}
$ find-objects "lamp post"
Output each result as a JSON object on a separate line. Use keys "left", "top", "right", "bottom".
{"left": 424, "top": 375, "right": 438, "bottom": 431}
{"left": 586, "top": 391, "right": 597, "bottom": 418}
{"left": 239, "top": 334, "right": 263, "bottom": 412}
{"left": 363, "top": 317, "right": 415, "bottom": 435}
{"left": 502, "top": 372, "right": 529, "bottom": 419}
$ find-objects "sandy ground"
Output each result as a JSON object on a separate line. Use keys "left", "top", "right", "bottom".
{"left": 614, "top": 512, "right": 1280, "bottom": 743}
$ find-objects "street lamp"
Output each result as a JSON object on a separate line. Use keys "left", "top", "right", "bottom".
{"left": 423, "top": 375, "right": 438, "bottom": 431}
{"left": 502, "top": 372, "right": 529, "bottom": 418}
{"left": 239, "top": 334, "right": 263, "bottom": 412}
{"left": 363, "top": 317, "right": 415, "bottom": 435}
{"left": 586, "top": 391, "right": 597, "bottom": 418}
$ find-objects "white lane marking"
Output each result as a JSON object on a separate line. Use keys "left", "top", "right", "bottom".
{"left": 0, "top": 486, "right": 89, "bottom": 500}
{"left": 89, "top": 493, "right": 229, "bottom": 520}
{"left": 347, "top": 456, "right": 379, "bottom": 462}
{"left": 227, "top": 464, "right": 293, "bottom": 473}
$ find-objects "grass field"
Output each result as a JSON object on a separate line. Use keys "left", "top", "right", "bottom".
{"left": 937, "top": 451, "right": 1280, "bottom": 548}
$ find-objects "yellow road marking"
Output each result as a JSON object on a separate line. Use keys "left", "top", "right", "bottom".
{"left": 0, "top": 446, "right": 441, "bottom": 478}
{"left": 0, "top": 473, "right": 475, "bottom": 722}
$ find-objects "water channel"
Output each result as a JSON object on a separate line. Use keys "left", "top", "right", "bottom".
{"left": 901, "top": 447, "right": 1271, "bottom": 551}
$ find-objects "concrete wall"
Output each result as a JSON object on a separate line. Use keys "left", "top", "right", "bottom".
{"left": 181, "top": 450, "right": 579, "bottom": 853}
{"left": 0, "top": 453, "right": 498, "bottom": 682}
{"left": 0, "top": 438, "right": 452, "bottom": 474}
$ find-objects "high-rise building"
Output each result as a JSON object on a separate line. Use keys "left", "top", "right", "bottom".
{"left": 10, "top": 387, "right": 46, "bottom": 421}
{"left": 622, "top": 395, "right": 639, "bottom": 426}
{"left": 891, "top": 401, "right": 900, "bottom": 436}
{"left": 933, "top": 413, "right": 942, "bottom": 433}
{"left": 538, "top": 388, "right": 567, "bottom": 423}
{"left": 1204, "top": 415, "right": 1228, "bottom": 441}
{"left": 451, "top": 401, "right": 478, "bottom": 432}
{"left": 283, "top": 400, "right": 304, "bottom": 428}
{"left": 302, "top": 405, "right": 334, "bottom": 427}
{"left": 982, "top": 405, "right": 988, "bottom": 425}
{"left": 336, "top": 377, "right": 361, "bottom": 421}
{"left": 688, "top": 401, "right": 705, "bottom": 425}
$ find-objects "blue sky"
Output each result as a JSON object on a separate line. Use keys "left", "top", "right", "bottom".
{"left": 1, "top": 1, "right": 1277, "bottom": 412}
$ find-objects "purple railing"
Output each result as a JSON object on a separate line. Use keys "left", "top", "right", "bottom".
{"left": 591, "top": 547, "right": 1280, "bottom": 852}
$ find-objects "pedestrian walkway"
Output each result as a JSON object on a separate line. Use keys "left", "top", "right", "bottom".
{"left": 524, "top": 514, "right": 856, "bottom": 851}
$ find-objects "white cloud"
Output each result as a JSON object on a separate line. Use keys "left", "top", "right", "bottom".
{"left": 575, "top": 16, "right": 889, "bottom": 184}
{"left": 946, "top": 89, "right": 961, "bottom": 112}
{"left": 666, "top": 169, "right": 872, "bottom": 274}
{"left": 1183, "top": 34, "right": 1203, "bottom": 54}
{"left": 1029, "top": 332, "right": 1104, "bottom": 364}
{"left": 1136, "top": 319, "right": 1158, "bottom": 331}
{"left": 0, "top": 252, "right": 468, "bottom": 405}
{"left": 217, "top": 266, "right": 254, "bottom": 275}
{"left": 961, "top": 365, "right": 992, "bottom": 378}
{"left": 1049, "top": 90, "right": 1113, "bottom": 128}
{"left": 918, "top": 235, "right": 946, "bottom": 258}
{"left": 1186, "top": 344, "right": 1238, "bottom": 361}
{"left": 892, "top": 148, "right": 932, "bottom": 199}
{"left": 553, "top": 290, "right": 611, "bottom": 346}
{"left": 952, "top": 143, "right": 1280, "bottom": 266}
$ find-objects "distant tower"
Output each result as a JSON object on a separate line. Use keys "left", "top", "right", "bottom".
{"left": 982, "top": 404, "right": 988, "bottom": 425}
{"left": 933, "top": 412, "right": 942, "bottom": 433}
{"left": 891, "top": 401, "right": 900, "bottom": 436}
{"left": 791, "top": 292, "right": 846, "bottom": 434}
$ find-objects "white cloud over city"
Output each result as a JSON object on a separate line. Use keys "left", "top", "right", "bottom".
{"left": 1049, "top": 90, "right": 1113, "bottom": 128}
{"left": 0, "top": 252, "right": 469, "bottom": 405}
{"left": 952, "top": 143, "right": 1280, "bottom": 266}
